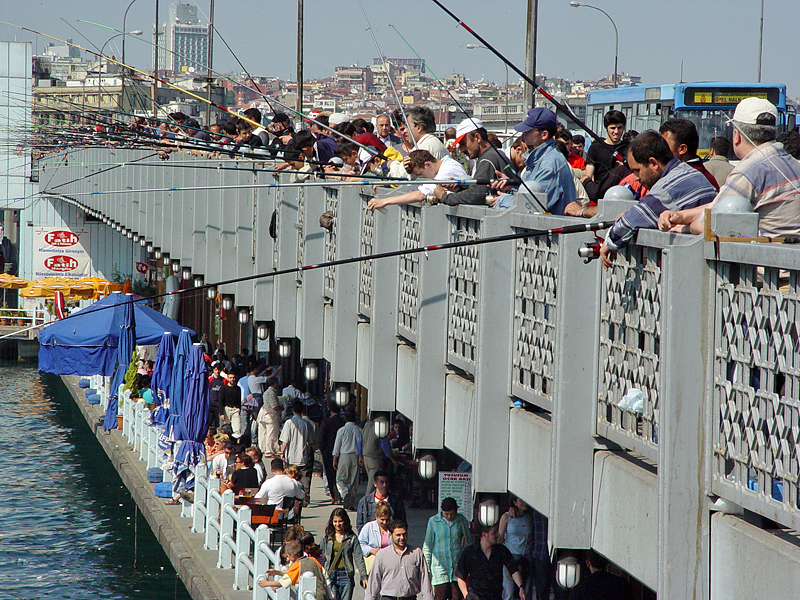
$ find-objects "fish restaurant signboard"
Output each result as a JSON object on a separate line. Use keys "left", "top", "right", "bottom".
{"left": 33, "top": 227, "right": 91, "bottom": 278}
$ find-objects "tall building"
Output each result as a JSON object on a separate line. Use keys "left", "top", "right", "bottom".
{"left": 154, "top": 3, "right": 209, "bottom": 74}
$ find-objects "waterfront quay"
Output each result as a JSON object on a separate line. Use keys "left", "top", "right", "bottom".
{"left": 35, "top": 146, "right": 800, "bottom": 598}
{"left": 61, "top": 374, "right": 251, "bottom": 600}
{"left": 61, "top": 372, "right": 429, "bottom": 600}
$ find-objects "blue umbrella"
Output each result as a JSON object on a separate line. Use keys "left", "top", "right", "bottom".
{"left": 103, "top": 295, "right": 136, "bottom": 431}
{"left": 173, "top": 344, "right": 210, "bottom": 493}
{"left": 164, "top": 328, "right": 192, "bottom": 438}
{"left": 150, "top": 331, "right": 175, "bottom": 425}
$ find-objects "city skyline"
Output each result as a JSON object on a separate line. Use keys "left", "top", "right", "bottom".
{"left": 2, "top": 0, "right": 798, "bottom": 98}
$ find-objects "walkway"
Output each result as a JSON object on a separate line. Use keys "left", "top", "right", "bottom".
{"left": 63, "top": 374, "right": 436, "bottom": 600}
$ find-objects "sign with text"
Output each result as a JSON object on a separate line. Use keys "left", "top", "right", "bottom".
{"left": 33, "top": 227, "right": 91, "bottom": 279}
{"left": 438, "top": 472, "right": 473, "bottom": 521}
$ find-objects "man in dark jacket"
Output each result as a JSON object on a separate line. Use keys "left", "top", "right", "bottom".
{"left": 356, "top": 470, "right": 406, "bottom": 531}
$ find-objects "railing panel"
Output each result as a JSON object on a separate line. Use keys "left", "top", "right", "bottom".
{"left": 512, "top": 233, "right": 559, "bottom": 411}
{"left": 446, "top": 215, "right": 481, "bottom": 373}
{"left": 296, "top": 186, "right": 305, "bottom": 285}
{"left": 597, "top": 243, "right": 662, "bottom": 462}
{"left": 711, "top": 259, "right": 800, "bottom": 530}
{"left": 358, "top": 195, "right": 374, "bottom": 317}
{"left": 323, "top": 187, "right": 339, "bottom": 299}
{"left": 397, "top": 205, "right": 422, "bottom": 343}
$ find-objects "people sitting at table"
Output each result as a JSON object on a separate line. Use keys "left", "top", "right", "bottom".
{"left": 229, "top": 452, "right": 259, "bottom": 495}
{"left": 254, "top": 457, "right": 306, "bottom": 506}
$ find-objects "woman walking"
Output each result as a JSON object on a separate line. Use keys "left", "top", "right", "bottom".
{"left": 323, "top": 508, "right": 368, "bottom": 600}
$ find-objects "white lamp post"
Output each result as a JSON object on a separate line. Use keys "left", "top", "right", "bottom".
{"left": 221, "top": 295, "right": 234, "bottom": 311}
{"left": 206, "top": 286, "right": 217, "bottom": 301}
{"left": 256, "top": 322, "right": 270, "bottom": 340}
{"left": 334, "top": 385, "right": 350, "bottom": 407}
{"left": 479, "top": 499, "right": 500, "bottom": 527}
{"left": 374, "top": 416, "right": 390, "bottom": 439}
{"left": 278, "top": 340, "right": 291, "bottom": 358}
{"left": 570, "top": 2, "right": 618, "bottom": 88}
{"left": 304, "top": 362, "right": 318, "bottom": 381}
{"left": 418, "top": 454, "right": 437, "bottom": 480}
{"left": 556, "top": 556, "right": 581, "bottom": 589}
{"left": 237, "top": 307, "right": 250, "bottom": 324}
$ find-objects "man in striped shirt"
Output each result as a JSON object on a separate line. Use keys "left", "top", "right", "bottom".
{"left": 599, "top": 131, "right": 717, "bottom": 269}
{"left": 659, "top": 97, "right": 800, "bottom": 238}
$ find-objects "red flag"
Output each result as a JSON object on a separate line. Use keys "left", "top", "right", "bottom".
{"left": 135, "top": 262, "right": 148, "bottom": 274}
{"left": 54, "top": 290, "right": 66, "bottom": 320}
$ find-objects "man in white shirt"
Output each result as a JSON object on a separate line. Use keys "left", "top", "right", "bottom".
{"left": 254, "top": 457, "right": 306, "bottom": 505}
{"left": 368, "top": 149, "right": 469, "bottom": 211}
{"left": 279, "top": 400, "right": 317, "bottom": 506}
{"left": 332, "top": 410, "right": 363, "bottom": 511}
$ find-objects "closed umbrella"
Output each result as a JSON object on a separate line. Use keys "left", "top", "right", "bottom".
{"left": 103, "top": 294, "right": 136, "bottom": 431}
{"left": 173, "top": 343, "right": 210, "bottom": 480}
{"left": 150, "top": 331, "right": 175, "bottom": 425}
{"left": 164, "top": 328, "right": 192, "bottom": 439}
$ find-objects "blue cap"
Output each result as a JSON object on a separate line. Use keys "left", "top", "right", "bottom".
{"left": 513, "top": 107, "right": 558, "bottom": 133}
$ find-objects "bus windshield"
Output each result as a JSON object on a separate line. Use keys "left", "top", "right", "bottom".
{"left": 674, "top": 109, "right": 734, "bottom": 155}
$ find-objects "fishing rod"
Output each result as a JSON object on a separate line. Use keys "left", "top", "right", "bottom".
{"left": 387, "top": 23, "right": 547, "bottom": 213}
{"left": 355, "top": 0, "right": 417, "bottom": 151}
{"left": 0, "top": 219, "right": 614, "bottom": 341}
{"left": 39, "top": 176, "right": 483, "bottom": 199}
{"left": 0, "top": 20, "right": 264, "bottom": 131}
{"left": 428, "top": 0, "right": 618, "bottom": 160}
{"left": 36, "top": 158, "right": 430, "bottom": 182}
{"left": 75, "top": 18, "right": 393, "bottom": 163}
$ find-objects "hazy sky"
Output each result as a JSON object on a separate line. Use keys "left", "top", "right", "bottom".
{"left": 3, "top": 0, "right": 798, "bottom": 98}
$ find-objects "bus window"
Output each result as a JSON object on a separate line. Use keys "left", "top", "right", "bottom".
{"left": 674, "top": 109, "right": 733, "bottom": 156}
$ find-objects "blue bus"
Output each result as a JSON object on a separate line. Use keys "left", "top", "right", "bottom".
{"left": 585, "top": 82, "right": 791, "bottom": 155}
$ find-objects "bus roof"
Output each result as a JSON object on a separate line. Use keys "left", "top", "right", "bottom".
{"left": 587, "top": 82, "right": 787, "bottom": 110}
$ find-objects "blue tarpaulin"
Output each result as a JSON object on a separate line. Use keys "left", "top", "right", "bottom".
{"left": 38, "top": 292, "right": 195, "bottom": 376}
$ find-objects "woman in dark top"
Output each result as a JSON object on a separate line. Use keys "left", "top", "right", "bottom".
{"left": 322, "top": 508, "right": 368, "bottom": 600}
{"left": 229, "top": 452, "right": 259, "bottom": 494}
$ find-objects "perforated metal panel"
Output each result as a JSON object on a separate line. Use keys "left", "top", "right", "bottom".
{"left": 711, "top": 263, "right": 800, "bottom": 530}
{"left": 597, "top": 244, "right": 661, "bottom": 462}
{"left": 359, "top": 197, "right": 374, "bottom": 317}
{"left": 323, "top": 188, "right": 338, "bottom": 299}
{"left": 447, "top": 216, "right": 481, "bottom": 373}
{"left": 296, "top": 186, "right": 305, "bottom": 285}
{"left": 512, "top": 234, "right": 559, "bottom": 411}
{"left": 397, "top": 205, "right": 421, "bottom": 343}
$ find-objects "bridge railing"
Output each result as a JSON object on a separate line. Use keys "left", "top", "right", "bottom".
{"left": 707, "top": 241, "right": 800, "bottom": 531}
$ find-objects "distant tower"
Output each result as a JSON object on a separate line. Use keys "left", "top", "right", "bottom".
{"left": 154, "top": 3, "right": 209, "bottom": 74}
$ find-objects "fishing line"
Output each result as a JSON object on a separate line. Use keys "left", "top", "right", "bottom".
{"left": 0, "top": 221, "right": 614, "bottom": 342}
{"left": 428, "top": 0, "right": 619, "bottom": 161}
{"left": 387, "top": 23, "right": 547, "bottom": 212}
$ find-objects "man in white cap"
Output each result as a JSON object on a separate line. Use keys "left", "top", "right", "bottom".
{"left": 429, "top": 118, "right": 511, "bottom": 206}
{"left": 660, "top": 97, "right": 800, "bottom": 237}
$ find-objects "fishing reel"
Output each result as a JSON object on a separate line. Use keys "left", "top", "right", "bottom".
{"left": 577, "top": 241, "right": 602, "bottom": 264}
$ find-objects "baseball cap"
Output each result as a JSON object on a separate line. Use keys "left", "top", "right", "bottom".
{"left": 729, "top": 97, "right": 777, "bottom": 126}
{"left": 513, "top": 107, "right": 558, "bottom": 133}
{"left": 358, "top": 146, "right": 380, "bottom": 175}
{"left": 454, "top": 118, "right": 483, "bottom": 144}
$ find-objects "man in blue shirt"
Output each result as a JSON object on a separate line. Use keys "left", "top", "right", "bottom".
{"left": 495, "top": 107, "right": 575, "bottom": 214}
